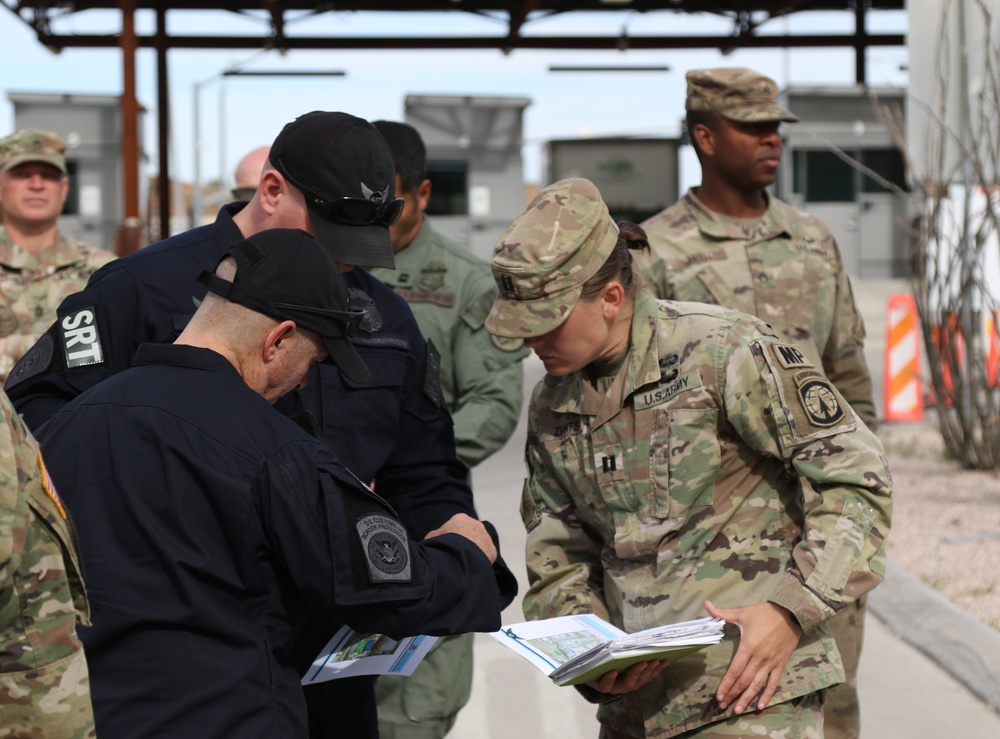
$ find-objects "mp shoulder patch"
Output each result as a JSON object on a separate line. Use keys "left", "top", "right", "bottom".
{"left": 772, "top": 342, "right": 814, "bottom": 370}
{"left": 59, "top": 306, "right": 104, "bottom": 368}
{"left": 354, "top": 514, "right": 412, "bottom": 583}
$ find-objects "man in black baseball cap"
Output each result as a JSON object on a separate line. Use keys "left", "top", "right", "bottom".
{"left": 32, "top": 227, "right": 507, "bottom": 739}
{"left": 197, "top": 228, "right": 369, "bottom": 385}
{"left": 269, "top": 112, "right": 403, "bottom": 270}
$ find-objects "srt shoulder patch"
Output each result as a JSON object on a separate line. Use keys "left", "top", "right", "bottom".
{"left": 59, "top": 306, "right": 104, "bottom": 368}
{"left": 5, "top": 333, "right": 55, "bottom": 389}
{"left": 355, "top": 514, "right": 412, "bottom": 583}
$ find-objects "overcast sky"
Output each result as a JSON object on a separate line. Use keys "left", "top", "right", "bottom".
{"left": 1, "top": 6, "right": 908, "bottom": 189}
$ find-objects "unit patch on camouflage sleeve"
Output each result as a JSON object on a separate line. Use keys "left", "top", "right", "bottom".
{"left": 760, "top": 340, "right": 853, "bottom": 441}
{"left": 355, "top": 513, "right": 412, "bottom": 583}
{"left": 797, "top": 376, "right": 845, "bottom": 427}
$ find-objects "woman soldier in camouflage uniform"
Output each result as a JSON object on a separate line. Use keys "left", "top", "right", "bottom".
{"left": 484, "top": 178, "right": 892, "bottom": 739}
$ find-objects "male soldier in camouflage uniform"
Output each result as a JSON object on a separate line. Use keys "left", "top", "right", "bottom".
{"left": 0, "top": 129, "right": 115, "bottom": 382}
{"left": 1, "top": 341, "right": 94, "bottom": 737}
{"left": 638, "top": 68, "right": 876, "bottom": 739}
{"left": 369, "top": 120, "right": 529, "bottom": 739}
{"left": 487, "top": 178, "right": 893, "bottom": 738}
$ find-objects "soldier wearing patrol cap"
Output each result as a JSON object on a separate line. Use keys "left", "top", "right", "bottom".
{"left": 368, "top": 120, "right": 529, "bottom": 739}
{"left": 0, "top": 303, "right": 94, "bottom": 737}
{"left": 639, "top": 69, "right": 877, "bottom": 739}
{"left": 488, "top": 178, "right": 892, "bottom": 739}
{"left": 0, "top": 129, "right": 114, "bottom": 383}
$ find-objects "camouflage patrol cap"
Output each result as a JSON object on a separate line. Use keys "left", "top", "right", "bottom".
{"left": 686, "top": 68, "right": 799, "bottom": 123}
{"left": 485, "top": 178, "right": 619, "bottom": 339}
{"left": 0, "top": 129, "right": 68, "bottom": 174}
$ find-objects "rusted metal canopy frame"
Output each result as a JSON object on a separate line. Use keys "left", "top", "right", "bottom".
{"left": 2, "top": 1, "right": 905, "bottom": 250}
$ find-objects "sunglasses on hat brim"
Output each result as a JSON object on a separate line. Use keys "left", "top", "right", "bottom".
{"left": 278, "top": 160, "right": 404, "bottom": 228}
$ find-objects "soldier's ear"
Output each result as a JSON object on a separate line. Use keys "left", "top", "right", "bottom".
{"left": 693, "top": 122, "right": 717, "bottom": 159}
{"left": 601, "top": 282, "right": 626, "bottom": 320}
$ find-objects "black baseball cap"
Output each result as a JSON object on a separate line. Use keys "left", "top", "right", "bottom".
{"left": 269, "top": 111, "right": 401, "bottom": 270}
{"left": 197, "top": 228, "right": 370, "bottom": 384}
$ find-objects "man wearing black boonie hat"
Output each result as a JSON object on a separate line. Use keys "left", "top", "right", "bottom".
{"left": 35, "top": 228, "right": 507, "bottom": 739}
{"left": 6, "top": 113, "right": 516, "bottom": 738}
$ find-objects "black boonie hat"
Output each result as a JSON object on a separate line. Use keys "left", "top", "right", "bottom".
{"left": 269, "top": 111, "right": 399, "bottom": 270}
{"left": 197, "top": 228, "right": 370, "bottom": 384}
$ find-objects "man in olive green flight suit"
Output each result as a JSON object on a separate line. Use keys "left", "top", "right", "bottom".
{"left": 369, "top": 120, "right": 529, "bottom": 739}
{"left": 639, "top": 67, "right": 876, "bottom": 739}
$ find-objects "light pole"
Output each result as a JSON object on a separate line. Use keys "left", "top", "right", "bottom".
{"left": 191, "top": 68, "right": 346, "bottom": 228}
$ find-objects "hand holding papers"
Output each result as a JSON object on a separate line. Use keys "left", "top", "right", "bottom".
{"left": 491, "top": 614, "right": 726, "bottom": 687}
{"left": 302, "top": 627, "right": 438, "bottom": 685}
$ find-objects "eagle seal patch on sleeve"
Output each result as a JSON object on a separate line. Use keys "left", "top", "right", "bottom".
{"left": 355, "top": 514, "right": 412, "bottom": 583}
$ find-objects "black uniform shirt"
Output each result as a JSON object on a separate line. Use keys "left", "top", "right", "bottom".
{"left": 6, "top": 204, "right": 476, "bottom": 536}
{"left": 36, "top": 343, "right": 504, "bottom": 739}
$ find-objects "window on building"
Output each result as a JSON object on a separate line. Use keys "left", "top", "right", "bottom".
{"left": 861, "top": 148, "right": 909, "bottom": 194}
{"left": 793, "top": 147, "right": 909, "bottom": 203}
{"left": 798, "top": 150, "right": 855, "bottom": 202}
{"left": 426, "top": 161, "right": 468, "bottom": 216}
{"left": 62, "top": 160, "right": 79, "bottom": 216}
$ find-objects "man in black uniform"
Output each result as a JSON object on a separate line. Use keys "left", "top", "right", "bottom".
{"left": 36, "top": 229, "right": 507, "bottom": 739}
{"left": 5, "top": 111, "right": 513, "bottom": 736}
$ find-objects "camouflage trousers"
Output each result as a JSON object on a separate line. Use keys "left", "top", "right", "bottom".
{"left": 823, "top": 597, "right": 867, "bottom": 739}
{"left": 598, "top": 691, "right": 825, "bottom": 739}
{"left": 375, "top": 632, "right": 474, "bottom": 739}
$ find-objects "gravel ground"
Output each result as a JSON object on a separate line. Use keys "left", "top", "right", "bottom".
{"left": 880, "top": 419, "right": 1000, "bottom": 630}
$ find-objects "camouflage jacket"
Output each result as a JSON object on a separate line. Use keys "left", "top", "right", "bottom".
{"left": 0, "top": 226, "right": 115, "bottom": 382}
{"left": 520, "top": 292, "right": 892, "bottom": 738}
{"left": 639, "top": 190, "right": 877, "bottom": 431}
{"left": 0, "top": 389, "right": 94, "bottom": 737}
{"left": 370, "top": 220, "right": 528, "bottom": 468}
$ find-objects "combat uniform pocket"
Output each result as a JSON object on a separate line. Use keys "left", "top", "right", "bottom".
{"left": 664, "top": 408, "right": 720, "bottom": 515}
